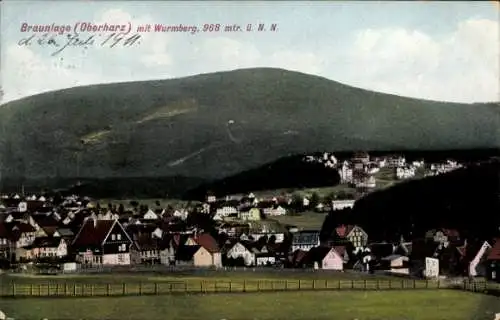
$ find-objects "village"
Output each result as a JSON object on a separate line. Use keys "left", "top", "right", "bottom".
{"left": 0, "top": 152, "right": 498, "bottom": 284}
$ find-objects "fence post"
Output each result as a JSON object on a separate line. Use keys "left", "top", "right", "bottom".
{"left": 325, "top": 279, "right": 328, "bottom": 289}
{"left": 312, "top": 280, "right": 315, "bottom": 290}
{"left": 139, "top": 282, "right": 143, "bottom": 295}
{"left": 413, "top": 280, "right": 416, "bottom": 289}
{"left": 155, "top": 283, "right": 158, "bottom": 295}
{"left": 73, "top": 284, "right": 76, "bottom": 296}
{"left": 12, "top": 282, "right": 15, "bottom": 296}
{"left": 215, "top": 281, "right": 218, "bottom": 292}
{"left": 298, "top": 280, "right": 300, "bottom": 290}
{"left": 285, "top": 280, "right": 287, "bottom": 291}
{"left": 351, "top": 280, "right": 354, "bottom": 289}
{"left": 229, "top": 281, "right": 232, "bottom": 292}
{"left": 243, "top": 280, "right": 246, "bottom": 292}
{"left": 257, "top": 281, "right": 260, "bottom": 291}
{"left": 64, "top": 283, "right": 68, "bottom": 296}
{"left": 30, "top": 284, "right": 33, "bottom": 296}
{"left": 364, "top": 280, "right": 367, "bottom": 290}
{"left": 123, "top": 283, "right": 126, "bottom": 295}
{"left": 56, "top": 283, "right": 59, "bottom": 296}
{"left": 376, "top": 280, "right": 379, "bottom": 290}
{"left": 426, "top": 280, "right": 429, "bottom": 289}
{"left": 39, "top": 284, "right": 42, "bottom": 296}
{"left": 106, "top": 284, "right": 110, "bottom": 296}
{"left": 169, "top": 283, "right": 172, "bottom": 293}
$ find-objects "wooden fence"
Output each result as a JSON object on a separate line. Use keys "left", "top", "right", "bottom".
{"left": 2, "top": 279, "right": 449, "bottom": 298}
{"left": 2, "top": 278, "right": 499, "bottom": 299}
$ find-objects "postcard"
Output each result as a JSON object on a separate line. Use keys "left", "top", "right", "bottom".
{"left": 0, "top": 1, "right": 499, "bottom": 319}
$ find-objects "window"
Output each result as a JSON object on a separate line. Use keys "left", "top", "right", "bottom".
{"left": 117, "top": 234, "right": 121, "bottom": 240}
{"left": 111, "top": 234, "right": 116, "bottom": 241}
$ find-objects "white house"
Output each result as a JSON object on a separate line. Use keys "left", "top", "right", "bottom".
{"left": 263, "top": 206, "right": 287, "bottom": 216}
{"left": 215, "top": 206, "right": 238, "bottom": 217}
{"left": 396, "top": 166, "right": 416, "bottom": 180}
{"left": 469, "top": 241, "right": 492, "bottom": 277}
{"left": 331, "top": 200, "right": 355, "bottom": 210}
{"left": 226, "top": 242, "right": 255, "bottom": 266}
{"left": 143, "top": 209, "right": 159, "bottom": 220}
{"left": 338, "top": 161, "right": 353, "bottom": 183}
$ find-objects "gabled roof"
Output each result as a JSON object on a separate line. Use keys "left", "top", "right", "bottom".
{"left": 175, "top": 245, "right": 201, "bottom": 261}
{"left": 335, "top": 225, "right": 356, "bottom": 238}
{"left": 72, "top": 219, "right": 116, "bottom": 247}
{"left": 191, "top": 233, "right": 220, "bottom": 253}
{"left": 29, "top": 237, "right": 63, "bottom": 248}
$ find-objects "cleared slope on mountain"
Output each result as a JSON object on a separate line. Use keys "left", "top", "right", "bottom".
{"left": 0, "top": 68, "right": 498, "bottom": 182}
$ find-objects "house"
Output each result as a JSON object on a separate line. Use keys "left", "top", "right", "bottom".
{"left": 263, "top": 205, "right": 287, "bottom": 216}
{"left": 331, "top": 200, "right": 355, "bottom": 211}
{"left": 72, "top": 218, "right": 135, "bottom": 266}
{"left": 9, "top": 222, "right": 36, "bottom": 248}
{"left": 226, "top": 241, "right": 255, "bottom": 266}
{"left": 335, "top": 225, "right": 368, "bottom": 249}
{"left": 131, "top": 235, "right": 161, "bottom": 264}
{"left": 0, "top": 222, "right": 12, "bottom": 259}
{"left": 183, "top": 233, "right": 222, "bottom": 267}
{"left": 143, "top": 209, "right": 159, "bottom": 220}
{"left": 380, "top": 255, "right": 409, "bottom": 274}
{"left": 215, "top": 206, "right": 238, "bottom": 218}
{"left": 289, "top": 249, "right": 308, "bottom": 268}
{"left": 338, "top": 162, "right": 353, "bottom": 184}
{"left": 291, "top": 230, "right": 320, "bottom": 252}
{"left": 159, "top": 241, "right": 176, "bottom": 266}
{"left": 352, "top": 152, "right": 370, "bottom": 164}
{"left": 238, "top": 208, "right": 261, "bottom": 221}
{"left": 457, "top": 240, "right": 492, "bottom": 277}
{"left": 22, "top": 237, "right": 68, "bottom": 261}
{"left": 425, "top": 228, "right": 461, "bottom": 244}
{"left": 486, "top": 238, "right": 500, "bottom": 282}
{"left": 305, "top": 246, "right": 347, "bottom": 270}
{"left": 409, "top": 239, "right": 441, "bottom": 277}
{"left": 396, "top": 166, "right": 416, "bottom": 180}
{"left": 254, "top": 245, "right": 276, "bottom": 266}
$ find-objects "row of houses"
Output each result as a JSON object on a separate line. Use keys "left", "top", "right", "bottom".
{"left": 1, "top": 193, "right": 500, "bottom": 282}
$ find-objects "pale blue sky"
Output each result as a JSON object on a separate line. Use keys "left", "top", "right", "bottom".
{"left": 1, "top": 1, "right": 499, "bottom": 103}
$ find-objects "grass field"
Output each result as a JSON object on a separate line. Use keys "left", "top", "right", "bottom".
{"left": 1, "top": 290, "right": 498, "bottom": 320}
{"left": 271, "top": 213, "right": 327, "bottom": 229}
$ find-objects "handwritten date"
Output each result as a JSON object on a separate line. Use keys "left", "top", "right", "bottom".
{"left": 18, "top": 32, "right": 141, "bottom": 56}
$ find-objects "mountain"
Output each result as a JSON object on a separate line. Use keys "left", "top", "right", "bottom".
{"left": 183, "top": 155, "right": 341, "bottom": 200}
{"left": 0, "top": 68, "right": 499, "bottom": 187}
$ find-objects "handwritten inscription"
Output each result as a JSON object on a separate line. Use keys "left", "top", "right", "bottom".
{"left": 17, "top": 21, "right": 278, "bottom": 56}
{"left": 18, "top": 32, "right": 141, "bottom": 56}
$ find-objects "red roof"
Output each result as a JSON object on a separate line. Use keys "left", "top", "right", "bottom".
{"left": 487, "top": 238, "right": 500, "bottom": 261}
{"left": 333, "top": 246, "right": 346, "bottom": 257}
{"left": 335, "top": 225, "right": 355, "bottom": 238}
{"left": 72, "top": 219, "right": 115, "bottom": 247}
{"left": 193, "top": 233, "right": 220, "bottom": 253}
{"left": 441, "top": 228, "right": 460, "bottom": 238}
